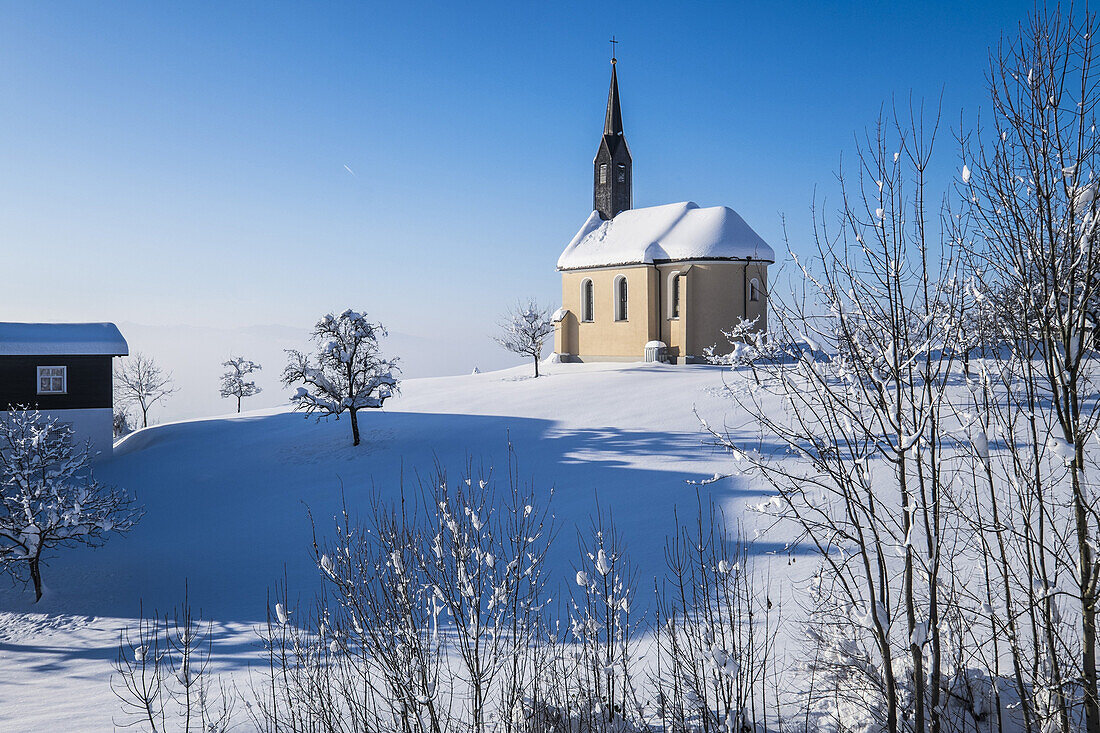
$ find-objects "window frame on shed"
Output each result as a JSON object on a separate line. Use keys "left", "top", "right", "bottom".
{"left": 37, "top": 365, "right": 67, "bottom": 395}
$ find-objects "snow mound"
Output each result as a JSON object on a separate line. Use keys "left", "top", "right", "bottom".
{"left": 557, "top": 202, "right": 775, "bottom": 270}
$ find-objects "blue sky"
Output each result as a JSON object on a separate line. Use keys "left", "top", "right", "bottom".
{"left": 0, "top": 1, "right": 1034, "bottom": 360}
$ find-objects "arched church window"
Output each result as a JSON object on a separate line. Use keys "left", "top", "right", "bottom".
{"left": 749, "top": 278, "right": 762, "bottom": 302}
{"left": 599, "top": 164, "right": 608, "bottom": 184}
{"left": 617, "top": 164, "right": 626, "bottom": 183}
{"left": 669, "top": 273, "right": 681, "bottom": 319}
{"left": 615, "top": 275, "right": 628, "bottom": 321}
{"left": 581, "top": 279, "right": 594, "bottom": 322}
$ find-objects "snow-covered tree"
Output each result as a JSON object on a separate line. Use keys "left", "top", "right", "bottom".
{"left": 114, "top": 352, "right": 177, "bottom": 428}
{"left": 496, "top": 300, "right": 554, "bottom": 377}
{"left": 218, "top": 356, "right": 262, "bottom": 413}
{"left": 0, "top": 409, "right": 142, "bottom": 601}
{"left": 113, "top": 408, "right": 134, "bottom": 439}
{"left": 282, "top": 309, "right": 399, "bottom": 446}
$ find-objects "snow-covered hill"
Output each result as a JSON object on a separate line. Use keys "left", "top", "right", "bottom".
{"left": 0, "top": 362, "right": 777, "bottom": 731}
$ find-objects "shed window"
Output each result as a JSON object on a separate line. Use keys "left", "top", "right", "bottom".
{"left": 581, "top": 279, "right": 594, "bottom": 322}
{"left": 749, "top": 278, "right": 762, "bottom": 303}
{"left": 37, "top": 366, "right": 67, "bottom": 394}
{"left": 615, "top": 276, "right": 628, "bottom": 321}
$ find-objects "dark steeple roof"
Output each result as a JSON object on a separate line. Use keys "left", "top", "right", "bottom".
{"left": 604, "top": 60, "right": 624, "bottom": 138}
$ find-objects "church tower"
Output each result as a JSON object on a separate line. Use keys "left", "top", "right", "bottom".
{"left": 593, "top": 55, "right": 632, "bottom": 220}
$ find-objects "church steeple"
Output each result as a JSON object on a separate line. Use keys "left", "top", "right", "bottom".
{"left": 604, "top": 60, "right": 623, "bottom": 137}
{"left": 594, "top": 50, "right": 632, "bottom": 220}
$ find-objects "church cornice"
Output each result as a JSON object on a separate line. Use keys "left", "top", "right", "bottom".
{"left": 557, "top": 256, "right": 775, "bottom": 273}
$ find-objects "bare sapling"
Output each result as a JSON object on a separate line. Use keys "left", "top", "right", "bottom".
{"left": 113, "top": 589, "right": 234, "bottom": 733}
{"left": 653, "top": 502, "right": 782, "bottom": 733}
{"left": 706, "top": 105, "right": 961, "bottom": 733}
{"left": 568, "top": 508, "right": 644, "bottom": 731}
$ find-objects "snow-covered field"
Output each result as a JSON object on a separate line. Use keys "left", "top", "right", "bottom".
{"left": 0, "top": 361, "right": 783, "bottom": 731}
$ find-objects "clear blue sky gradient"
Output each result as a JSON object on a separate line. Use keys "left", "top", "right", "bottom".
{"left": 0, "top": 1, "right": 1035, "bottom": 349}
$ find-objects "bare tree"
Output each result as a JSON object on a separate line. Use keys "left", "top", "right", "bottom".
{"left": 0, "top": 409, "right": 143, "bottom": 601}
{"left": 218, "top": 356, "right": 262, "bottom": 413}
{"left": 114, "top": 408, "right": 134, "bottom": 438}
{"left": 246, "top": 453, "right": 555, "bottom": 733}
{"left": 653, "top": 504, "right": 781, "bottom": 733}
{"left": 566, "top": 509, "right": 645, "bottom": 731}
{"left": 705, "top": 105, "right": 963, "bottom": 733}
{"left": 115, "top": 352, "right": 177, "bottom": 429}
{"left": 496, "top": 301, "right": 554, "bottom": 378}
{"left": 282, "top": 309, "right": 399, "bottom": 447}
{"left": 113, "top": 589, "right": 234, "bottom": 732}
{"left": 959, "top": 9, "right": 1100, "bottom": 733}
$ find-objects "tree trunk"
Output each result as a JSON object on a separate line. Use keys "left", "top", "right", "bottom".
{"left": 237, "top": 396, "right": 242, "bottom": 413}
{"left": 533, "top": 354, "right": 539, "bottom": 378}
{"left": 350, "top": 408, "right": 361, "bottom": 446}
{"left": 1074, "top": 453, "right": 1100, "bottom": 733}
{"left": 29, "top": 556, "right": 43, "bottom": 602}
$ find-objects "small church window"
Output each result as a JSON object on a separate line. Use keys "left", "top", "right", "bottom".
{"left": 615, "top": 276, "right": 628, "bottom": 321}
{"left": 749, "top": 278, "right": 762, "bottom": 302}
{"left": 599, "top": 164, "right": 608, "bottom": 184}
{"left": 670, "top": 274, "right": 681, "bottom": 318}
{"left": 37, "top": 365, "right": 67, "bottom": 394}
{"left": 617, "top": 164, "right": 626, "bottom": 183}
{"left": 581, "top": 279, "right": 594, "bottom": 322}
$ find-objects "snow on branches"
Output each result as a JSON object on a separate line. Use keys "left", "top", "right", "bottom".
{"left": 704, "top": 316, "right": 789, "bottom": 370}
{"left": 282, "top": 309, "right": 399, "bottom": 446}
{"left": 0, "top": 409, "right": 143, "bottom": 601}
{"left": 218, "top": 356, "right": 262, "bottom": 413}
{"left": 496, "top": 300, "right": 554, "bottom": 377}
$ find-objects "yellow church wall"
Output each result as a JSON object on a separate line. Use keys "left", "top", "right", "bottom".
{"left": 558, "top": 265, "right": 657, "bottom": 359}
{"left": 745, "top": 260, "right": 768, "bottom": 329}
{"left": 555, "top": 260, "right": 768, "bottom": 362}
{"left": 682, "top": 261, "right": 769, "bottom": 359}
{"left": 655, "top": 264, "right": 688, "bottom": 361}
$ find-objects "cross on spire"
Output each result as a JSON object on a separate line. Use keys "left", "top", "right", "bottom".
{"left": 609, "top": 36, "right": 618, "bottom": 64}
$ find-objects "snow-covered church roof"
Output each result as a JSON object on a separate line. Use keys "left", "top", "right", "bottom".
{"left": 557, "top": 201, "right": 775, "bottom": 271}
{"left": 0, "top": 322, "right": 129, "bottom": 356}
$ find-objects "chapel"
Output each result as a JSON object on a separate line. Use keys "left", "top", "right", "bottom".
{"left": 553, "top": 56, "right": 775, "bottom": 364}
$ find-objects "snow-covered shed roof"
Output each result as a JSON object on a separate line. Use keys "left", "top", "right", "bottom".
{"left": 0, "top": 323, "right": 129, "bottom": 356}
{"left": 557, "top": 201, "right": 775, "bottom": 271}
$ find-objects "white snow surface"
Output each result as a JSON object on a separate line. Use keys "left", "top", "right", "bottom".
{"left": 557, "top": 201, "right": 775, "bottom": 270}
{"left": 0, "top": 322, "right": 129, "bottom": 356}
{"left": 0, "top": 362, "right": 788, "bottom": 730}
